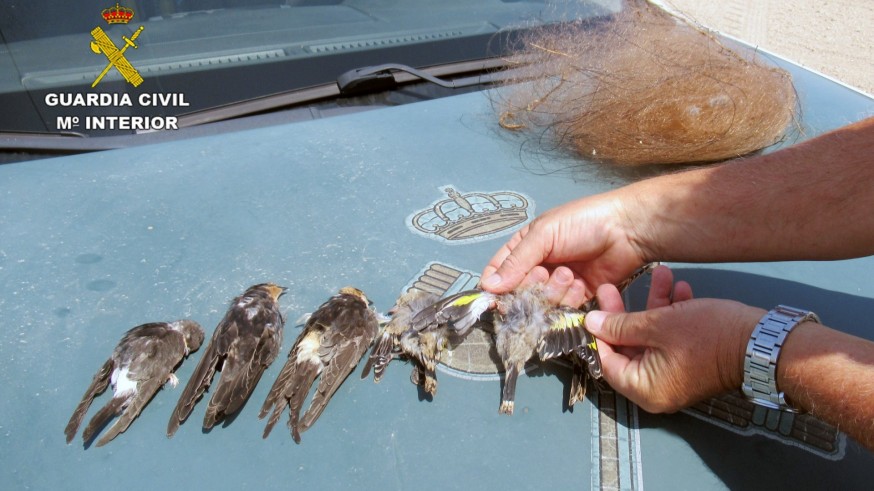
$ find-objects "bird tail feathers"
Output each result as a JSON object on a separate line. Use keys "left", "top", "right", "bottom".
{"left": 64, "top": 359, "right": 113, "bottom": 443}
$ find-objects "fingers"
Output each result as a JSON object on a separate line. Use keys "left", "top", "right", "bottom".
{"left": 561, "top": 279, "right": 588, "bottom": 307}
{"left": 481, "top": 220, "right": 562, "bottom": 294}
{"left": 585, "top": 308, "right": 649, "bottom": 399}
{"left": 492, "top": 266, "right": 588, "bottom": 307}
{"left": 540, "top": 266, "right": 587, "bottom": 307}
{"left": 520, "top": 265, "right": 550, "bottom": 289}
{"left": 481, "top": 227, "right": 526, "bottom": 281}
{"left": 585, "top": 306, "right": 656, "bottom": 348}
{"left": 593, "top": 283, "right": 624, "bottom": 313}
{"left": 481, "top": 226, "right": 543, "bottom": 293}
{"left": 539, "top": 266, "right": 571, "bottom": 303}
{"left": 588, "top": 266, "right": 692, "bottom": 346}
{"left": 484, "top": 252, "right": 588, "bottom": 307}
{"left": 646, "top": 265, "right": 674, "bottom": 309}
{"left": 590, "top": 337, "right": 635, "bottom": 391}
{"left": 672, "top": 280, "right": 693, "bottom": 302}
{"left": 646, "top": 265, "right": 693, "bottom": 308}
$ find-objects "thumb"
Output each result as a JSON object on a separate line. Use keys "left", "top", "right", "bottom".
{"left": 585, "top": 310, "right": 654, "bottom": 347}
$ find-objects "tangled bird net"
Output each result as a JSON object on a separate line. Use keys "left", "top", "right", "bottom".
{"left": 497, "top": 0, "right": 798, "bottom": 166}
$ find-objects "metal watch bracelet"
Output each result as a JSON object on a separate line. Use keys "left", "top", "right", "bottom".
{"left": 742, "top": 305, "right": 820, "bottom": 413}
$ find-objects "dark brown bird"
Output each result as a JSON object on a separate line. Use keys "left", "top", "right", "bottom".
{"left": 167, "top": 283, "right": 285, "bottom": 437}
{"left": 64, "top": 320, "right": 204, "bottom": 446}
{"left": 360, "top": 289, "right": 440, "bottom": 384}
{"left": 260, "top": 287, "right": 379, "bottom": 443}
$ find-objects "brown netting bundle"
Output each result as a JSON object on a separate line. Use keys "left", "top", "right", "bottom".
{"left": 498, "top": 0, "right": 797, "bottom": 165}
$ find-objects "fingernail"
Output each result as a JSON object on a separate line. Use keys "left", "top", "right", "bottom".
{"left": 482, "top": 273, "right": 502, "bottom": 289}
{"left": 585, "top": 310, "right": 606, "bottom": 333}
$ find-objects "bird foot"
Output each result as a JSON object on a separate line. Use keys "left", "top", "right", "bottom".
{"left": 499, "top": 400, "right": 514, "bottom": 415}
{"left": 410, "top": 366, "right": 423, "bottom": 386}
{"left": 424, "top": 377, "right": 437, "bottom": 396}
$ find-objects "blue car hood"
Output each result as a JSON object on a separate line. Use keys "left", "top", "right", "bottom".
{"left": 1, "top": 56, "right": 873, "bottom": 489}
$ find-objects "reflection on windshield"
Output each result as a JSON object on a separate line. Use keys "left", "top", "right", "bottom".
{"left": 0, "top": 0, "right": 618, "bottom": 135}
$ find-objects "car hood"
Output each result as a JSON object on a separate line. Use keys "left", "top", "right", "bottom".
{"left": 1, "top": 55, "right": 873, "bottom": 488}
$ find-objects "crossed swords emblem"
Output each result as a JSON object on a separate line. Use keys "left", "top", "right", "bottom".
{"left": 90, "top": 25, "right": 144, "bottom": 88}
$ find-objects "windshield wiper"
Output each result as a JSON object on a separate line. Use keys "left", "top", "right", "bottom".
{"left": 0, "top": 57, "right": 525, "bottom": 159}
{"left": 336, "top": 62, "right": 498, "bottom": 96}
{"left": 177, "top": 57, "right": 518, "bottom": 128}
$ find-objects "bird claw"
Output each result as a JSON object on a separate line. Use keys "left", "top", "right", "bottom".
{"left": 499, "top": 400, "right": 514, "bottom": 415}
{"left": 423, "top": 376, "right": 437, "bottom": 396}
{"left": 409, "top": 366, "right": 423, "bottom": 386}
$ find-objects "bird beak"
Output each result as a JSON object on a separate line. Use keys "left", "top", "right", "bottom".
{"left": 265, "top": 284, "right": 287, "bottom": 301}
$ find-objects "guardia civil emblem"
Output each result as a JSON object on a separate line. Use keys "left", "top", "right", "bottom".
{"left": 90, "top": 3, "right": 144, "bottom": 87}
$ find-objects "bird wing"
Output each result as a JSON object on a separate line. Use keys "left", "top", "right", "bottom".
{"left": 411, "top": 289, "right": 494, "bottom": 336}
{"left": 203, "top": 310, "right": 283, "bottom": 429}
{"left": 95, "top": 377, "right": 164, "bottom": 447}
{"left": 537, "top": 307, "right": 603, "bottom": 380}
{"left": 298, "top": 306, "right": 378, "bottom": 435}
{"left": 567, "top": 338, "right": 604, "bottom": 406}
{"left": 68, "top": 322, "right": 177, "bottom": 443}
{"left": 568, "top": 356, "right": 589, "bottom": 407}
{"left": 617, "top": 262, "right": 659, "bottom": 292}
{"left": 167, "top": 326, "right": 223, "bottom": 436}
{"left": 360, "top": 330, "right": 393, "bottom": 381}
{"left": 583, "top": 262, "right": 658, "bottom": 310}
{"left": 259, "top": 325, "right": 322, "bottom": 440}
{"left": 580, "top": 335, "right": 603, "bottom": 379}
{"left": 126, "top": 327, "right": 187, "bottom": 383}
{"left": 82, "top": 391, "right": 129, "bottom": 445}
{"left": 64, "top": 357, "right": 114, "bottom": 443}
{"left": 92, "top": 329, "right": 187, "bottom": 446}
{"left": 536, "top": 308, "right": 588, "bottom": 361}
{"left": 362, "top": 290, "right": 440, "bottom": 381}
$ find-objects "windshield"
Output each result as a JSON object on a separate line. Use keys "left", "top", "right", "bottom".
{"left": 0, "top": 0, "right": 618, "bottom": 136}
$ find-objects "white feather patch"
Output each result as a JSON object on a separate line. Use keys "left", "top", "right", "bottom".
{"left": 112, "top": 367, "right": 138, "bottom": 396}
{"left": 295, "top": 333, "right": 323, "bottom": 365}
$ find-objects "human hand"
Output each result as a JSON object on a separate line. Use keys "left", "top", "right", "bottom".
{"left": 584, "top": 265, "right": 763, "bottom": 413}
{"left": 480, "top": 193, "right": 648, "bottom": 306}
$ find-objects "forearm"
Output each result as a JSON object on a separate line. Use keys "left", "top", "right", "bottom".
{"left": 621, "top": 117, "right": 874, "bottom": 263}
{"left": 777, "top": 321, "right": 874, "bottom": 450}
{"left": 721, "top": 306, "right": 874, "bottom": 450}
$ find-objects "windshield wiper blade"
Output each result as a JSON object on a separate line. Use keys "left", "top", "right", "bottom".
{"left": 0, "top": 58, "right": 526, "bottom": 159}
{"left": 337, "top": 62, "right": 493, "bottom": 95}
{"left": 176, "top": 57, "right": 517, "bottom": 128}
{"left": 1, "top": 57, "right": 526, "bottom": 158}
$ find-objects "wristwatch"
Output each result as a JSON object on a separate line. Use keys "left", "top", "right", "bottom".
{"left": 742, "top": 305, "right": 820, "bottom": 412}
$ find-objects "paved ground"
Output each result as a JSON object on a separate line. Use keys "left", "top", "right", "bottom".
{"left": 656, "top": 0, "right": 873, "bottom": 96}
